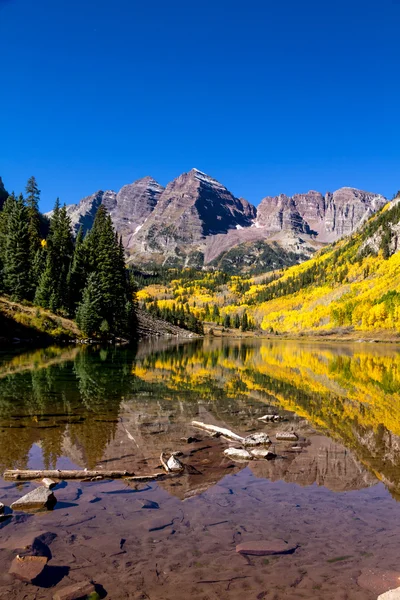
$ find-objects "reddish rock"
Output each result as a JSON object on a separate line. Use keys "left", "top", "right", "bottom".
{"left": 53, "top": 580, "right": 96, "bottom": 600}
{"left": 236, "top": 540, "right": 297, "bottom": 556}
{"left": 357, "top": 569, "right": 400, "bottom": 596}
{"left": 9, "top": 555, "right": 48, "bottom": 582}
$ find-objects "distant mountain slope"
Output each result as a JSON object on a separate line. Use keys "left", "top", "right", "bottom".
{"left": 55, "top": 169, "right": 387, "bottom": 272}
{"left": 138, "top": 195, "right": 400, "bottom": 338}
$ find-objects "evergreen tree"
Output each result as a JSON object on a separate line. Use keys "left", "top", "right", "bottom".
{"left": 0, "top": 193, "right": 16, "bottom": 291}
{"left": 76, "top": 206, "right": 135, "bottom": 338}
{"left": 25, "top": 177, "right": 42, "bottom": 287}
{"left": 241, "top": 311, "right": 249, "bottom": 331}
{"left": 67, "top": 226, "right": 87, "bottom": 313}
{"left": 223, "top": 314, "right": 231, "bottom": 328}
{"left": 3, "top": 194, "right": 31, "bottom": 300}
{"left": 35, "top": 199, "right": 74, "bottom": 313}
{"left": 76, "top": 273, "right": 103, "bottom": 336}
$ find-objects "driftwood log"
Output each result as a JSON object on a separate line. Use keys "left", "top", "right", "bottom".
{"left": 191, "top": 421, "right": 245, "bottom": 443}
{"left": 3, "top": 469, "right": 165, "bottom": 482}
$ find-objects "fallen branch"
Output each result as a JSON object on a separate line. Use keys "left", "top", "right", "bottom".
{"left": 3, "top": 469, "right": 165, "bottom": 482}
{"left": 191, "top": 421, "right": 244, "bottom": 443}
{"left": 160, "top": 452, "right": 170, "bottom": 473}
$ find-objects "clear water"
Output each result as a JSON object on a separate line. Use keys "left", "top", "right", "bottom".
{"left": 1, "top": 338, "right": 400, "bottom": 599}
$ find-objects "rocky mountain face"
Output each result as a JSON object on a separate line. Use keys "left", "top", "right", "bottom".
{"left": 63, "top": 177, "right": 165, "bottom": 238}
{"left": 256, "top": 188, "right": 387, "bottom": 243}
{"left": 59, "top": 169, "right": 387, "bottom": 272}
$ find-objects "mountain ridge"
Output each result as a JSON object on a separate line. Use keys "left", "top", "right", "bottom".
{"left": 46, "top": 169, "right": 388, "bottom": 273}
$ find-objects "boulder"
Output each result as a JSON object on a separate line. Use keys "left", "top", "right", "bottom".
{"left": 243, "top": 433, "right": 271, "bottom": 447}
{"left": 236, "top": 540, "right": 297, "bottom": 556}
{"left": 378, "top": 589, "right": 400, "bottom": 599}
{"left": 167, "top": 455, "right": 184, "bottom": 472}
{"left": 224, "top": 448, "right": 252, "bottom": 461}
{"left": 275, "top": 432, "right": 299, "bottom": 441}
{"left": 358, "top": 569, "right": 400, "bottom": 596}
{"left": 53, "top": 580, "right": 96, "bottom": 600}
{"left": 42, "top": 478, "right": 57, "bottom": 489}
{"left": 11, "top": 487, "right": 57, "bottom": 512}
{"left": 250, "top": 448, "right": 277, "bottom": 459}
{"left": 9, "top": 555, "right": 48, "bottom": 583}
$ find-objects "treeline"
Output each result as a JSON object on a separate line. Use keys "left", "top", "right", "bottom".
{"left": 0, "top": 177, "right": 136, "bottom": 339}
{"left": 145, "top": 300, "right": 204, "bottom": 335}
{"left": 203, "top": 304, "right": 255, "bottom": 330}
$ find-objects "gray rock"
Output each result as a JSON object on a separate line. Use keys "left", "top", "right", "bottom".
{"left": 11, "top": 487, "right": 57, "bottom": 512}
{"left": 224, "top": 447, "right": 253, "bottom": 461}
{"left": 243, "top": 432, "right": 271, "bottom": 447}
{"left": 378, "top": 589, "right": 400, "bottom": 599}
{"left": 275, "top": 432, "right": 299, "bottom": 441}
{"left": 167, "top": 455, "right": 184, "bottom": 472}
{"left": 42, "top": 477, "right": 57, "bottom": 489}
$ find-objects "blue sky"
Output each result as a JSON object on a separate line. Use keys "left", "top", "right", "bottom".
{"left": 1, "top": 0, "right": 399, "bottom": 211}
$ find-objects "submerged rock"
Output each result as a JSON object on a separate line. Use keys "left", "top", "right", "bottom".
{"left": 11, "top": 487, "right": 57, "bottom": 512}
{"left": 378, "top": 589, "right": 400, "bottom": 599}
{"left": 9, "top": 555, "right": 48, "bottom": 582}
{"left": 275, "top": 432, "right": 299, "bottom": 441}
{"left": 224, "top": 448, "right": 253, "bottom": 461}
{"left": 236, "top": 540, "right": 297, "bottom": 556}
{"left": 42, "top": 477, "right": 57, "bottom": 489}
{"left": 258, "top": 415, "right": 284, "bottom": 422}
{"left": 167, "top": 455, "right": 184, "bottom": 472}
{"left": 53, "top": 580, "right": 96, "bottom": 600}
{"left": 250, "top": 448, "right": 277, "bottom": 459}
{"left": 243, "top": 433, "right": 271, "bottom": 447}
{"left": 358, "top": 569, "right": 400, "bottom": 596}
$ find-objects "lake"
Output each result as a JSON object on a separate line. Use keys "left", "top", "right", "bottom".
{"left": 1, "top": 338, "right": 400, "bottom": 599}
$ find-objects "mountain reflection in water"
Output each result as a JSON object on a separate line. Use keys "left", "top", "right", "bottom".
{"left": 0, "top": 338, "right": 400, "bottom": 499}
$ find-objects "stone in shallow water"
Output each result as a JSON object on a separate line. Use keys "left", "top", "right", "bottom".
{"left": 0, "top": 502, "right": 4, "bottom": 514}
{"left": 250, "top": 448, "right": 276, "bottom": 459}
{"left": 236, "top": 540, "right": 297, "bottom": 556}
{"left": 378, "top": 589, "right": 400, "bottom": 599}
{"left": 243, "top": 433, "right": 271, "bottom": 446}
{"left": 42, "top": 477, "right": 57, "bottom": 489}
{"left": 358, "top": 569, "right": 400, "bottom": 595}
{"left": 9, "top": 555, "right": 48, "bottom": 582}
{"left": 52, "top": 580, "right": 96, "bottom": 600}
{"left": 10, "top": 487, "right": 57, "bottom": 512}
{"left": 275, "top": 432, "right": 299, "bottom": 441}
{"left": 224, "top": 448, "right": 253, "bottom": 461}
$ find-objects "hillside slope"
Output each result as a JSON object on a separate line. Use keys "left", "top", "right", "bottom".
{"left": 138, "top": 196, "right": 400, "bottom": 339}
{"left": 0, "top": 297, "right": 82, "bottom": 344}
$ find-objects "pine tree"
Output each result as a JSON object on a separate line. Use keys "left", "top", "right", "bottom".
{"left": 35, "top": 199, "right": 73, "bottom": 313}
{"left": 223, "top": 314, "right": 231, "bottom": 328}
{"left": 67, "top": 226, "right": 87, "bottom": 314}
{"left": 0, "top": 193, "right": 16, "bottom": 291}
{"left": 234, "top": 313, "right": 241, "bottom": 329}
{"left": 76, "top": 206, "right": 135, "bottom": 338}
{"left": 3, "top": 194, "right": 31, "bottom": 300}
{"left": 76, "top": 273, "right": 103, "bottom": 336}
{"left": 25, "top": 176, "right": 42, "bottom": 273}
{"left": 241, "top": 311, "right": 249, "bottom": 331}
